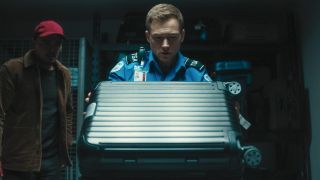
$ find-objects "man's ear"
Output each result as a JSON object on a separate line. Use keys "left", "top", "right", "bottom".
{"left": 180, "top": 29, "right": 185, "bottom": 43}
{"left": 145, "top": 30, "right": 150, "bottom": 43}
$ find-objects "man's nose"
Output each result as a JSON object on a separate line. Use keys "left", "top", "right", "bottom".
{"left": 161, "top": 38, "right": 170, "bottom": 48}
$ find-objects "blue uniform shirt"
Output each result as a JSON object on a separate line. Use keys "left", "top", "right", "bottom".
{"left": 108, "top": 51, "right": 212, "bottom": 82}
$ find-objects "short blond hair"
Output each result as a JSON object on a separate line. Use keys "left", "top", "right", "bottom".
{"left": 145, "top": 3, "right": 184, "bottom": 31}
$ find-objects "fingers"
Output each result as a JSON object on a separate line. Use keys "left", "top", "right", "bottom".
{"left": 84, "top": 92, "right": 92, "bottom": 115}
{"left": 85, "top": 92, "right": 91, "bottom": 103}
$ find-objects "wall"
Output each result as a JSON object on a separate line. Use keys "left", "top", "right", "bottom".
{"left": 296, "top": 0, "right": 320, "bottom": 180}
{"left": 0, "top": 18, "right": 121, "bottom": 45}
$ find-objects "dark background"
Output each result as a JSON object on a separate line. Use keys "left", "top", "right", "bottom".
{"left": 0, "top": 0, "right": 319, "bottom": 180}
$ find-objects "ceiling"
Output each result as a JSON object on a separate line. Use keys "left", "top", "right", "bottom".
{"left": 1, "top": 0, "right": 296, "bottom": 20}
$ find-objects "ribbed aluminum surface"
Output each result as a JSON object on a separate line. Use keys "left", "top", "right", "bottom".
{"left": 85, "top": 82, "right": 237, "bottom": 146}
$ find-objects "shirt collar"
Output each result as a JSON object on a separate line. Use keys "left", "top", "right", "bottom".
{"left": 146, "top": 51, "right": 186, "bottom": 74}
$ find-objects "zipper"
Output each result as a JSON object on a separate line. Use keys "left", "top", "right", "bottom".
{"left": 60, "top": 69, "right": 71, "bottom": 166}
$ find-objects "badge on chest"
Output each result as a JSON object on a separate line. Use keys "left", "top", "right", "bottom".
{"left": 134, "top": 64, "right": 147, "bottom": 82}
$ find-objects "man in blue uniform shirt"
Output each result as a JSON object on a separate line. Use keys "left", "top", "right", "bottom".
{"left": 108, "top": 3, "right": 212, "bottom": 82}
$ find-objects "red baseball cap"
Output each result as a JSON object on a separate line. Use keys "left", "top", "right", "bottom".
{"left": 34, "top": 20, "right": 65, "bottom": 39}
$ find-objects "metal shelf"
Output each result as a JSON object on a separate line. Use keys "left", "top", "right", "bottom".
{"left": 100, "top": 42, "right": 286, "bottom": 55}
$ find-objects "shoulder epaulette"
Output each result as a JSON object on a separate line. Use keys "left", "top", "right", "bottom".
{"left": 185, "top": 58, "right": 205, "bottom": 71}
{"left": 125, "top": 52, "right": 139, "bottom": 64}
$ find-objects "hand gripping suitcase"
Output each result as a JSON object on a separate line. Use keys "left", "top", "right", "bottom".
{"left": 78, "top": 81, "right": 261, "bottom": 180}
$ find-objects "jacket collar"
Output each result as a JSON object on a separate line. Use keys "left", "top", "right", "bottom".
{"left": 22, "top": 49, "right": 65, "bottom": 71}
{"left": 23, "top": 50, "right": 38, "bottom": 68}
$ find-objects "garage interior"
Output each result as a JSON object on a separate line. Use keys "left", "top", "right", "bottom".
{"left": 0, "top": 0, "right": 319, "bottom": 180}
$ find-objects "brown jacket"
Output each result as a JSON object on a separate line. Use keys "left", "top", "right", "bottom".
{"left": 0, "top": 50, "right": 73, "bottom": 171}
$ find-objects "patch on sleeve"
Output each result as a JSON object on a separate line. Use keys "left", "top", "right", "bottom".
{"left": 204, "top": 74, "right": 212, "bottom": 82}
{"left": 185, "top": 58, "right": 204, "bottom": 71}
{"left": 110, "top": 61, "right": 124, "bottom": 73}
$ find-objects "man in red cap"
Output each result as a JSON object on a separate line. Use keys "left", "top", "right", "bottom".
{"left": 0, "top": 20, "right": 73, "bottom": 180}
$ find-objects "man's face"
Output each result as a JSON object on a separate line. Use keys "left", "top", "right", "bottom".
{"left": 146, "top": 18, "right": 185, "bottom": 66}
{"left": 34, "top": 34, "right": 63, "bottom": 64}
